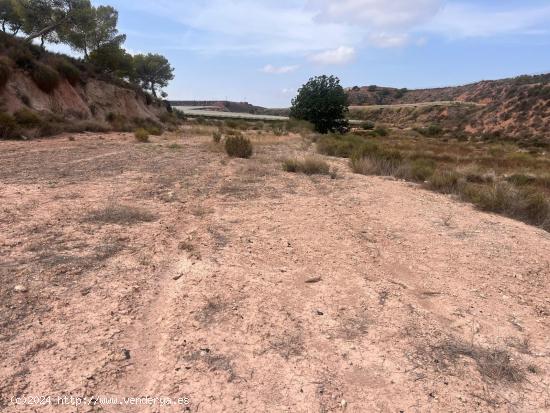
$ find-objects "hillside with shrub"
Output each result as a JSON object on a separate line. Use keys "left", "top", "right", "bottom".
{"left": 0, "top": 0, "right": 176, "bottom": 139}
{"left": 347, "top": 74, "right": 550, "bottom": 143}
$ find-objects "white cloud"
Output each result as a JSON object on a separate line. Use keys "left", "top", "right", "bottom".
{"left": 262, "top": 64, "right": 300, "bottom": 74}
{"left": 310, "top": 0, "right": 442, "bottom": 29}
{"left": 427, "top": 3, "right": 550, "bottom": 38}
{"left": 309, "top": 46, "right": 356, "bottom": 65}
{"left": 119, "top": 0, "right": 550, "bottom": 57}
{"left": 281, "top": 88, "right": 296, "bottom": 95}
{"left": 368, "top": 33, "right": 410, "bottom": 48}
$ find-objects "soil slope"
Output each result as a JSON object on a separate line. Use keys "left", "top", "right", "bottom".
{"left": 347, "top": 74, "right": 550, "bottom": 141}
{"left": 1, "top": 131, "right": 549, "bottom": 412}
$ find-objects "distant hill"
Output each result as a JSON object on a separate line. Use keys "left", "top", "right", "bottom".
{"left": 347, "top": 74, "right": 550, "bottom": 142}
{"left": 169, "top": 100, "right": 266, "bottom": 114}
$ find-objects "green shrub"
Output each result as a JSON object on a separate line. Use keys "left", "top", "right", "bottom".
{"left": 14, "top": 109, "right": 42, "bottom": 128}
{"left": 282, "top": 156, "right": 331, "bottom": 175}
{"left": 225, "top": 135, "right": 253, "bottom": 158}
{"left": 9, "top": 48, "right": 34, "bottom": 69}
{"left": 0, "top": 57, "right": 11, "bottom": 89}
{"left": 428, "top": 170, "right": 462, "bottom": 193}
{"left": 134, "top": 128, "right": 150, "bottom": 142}
{"left": 55, "top": 59, "right": 80, "bottom": 85}
{"left": 147, "top": 126, "right": 163, "bottom": 136}
{"left": 506, "top": 174, "right": 537, "bottom": 186}
{"left": 106, "top": 112, "right": 116, "bottom": 122}
{"left": 522, "top": 190, "right": 549, "bottom": 224}
{"left": 409, "top": 158, "right": 436, "bottom": 181}
{"left": 317, "top": 134, "right": 366, "bottom": 158}
{"left": 361, "top": 121, "right": 375, "bottom": 130}
{"left": 32, "top": 63, "right": 60, "bottom": 93}
{"left": 374, "top": 127, "right": 388, "bottom": 137}
{"left": 0, "top": 113, "right": 19, "bottom": 139}
{"left": 426, "top": 124, "right": 443, "bottom": 136}
{"left": 213, "top": 131, "right": 222, "bottom": 143}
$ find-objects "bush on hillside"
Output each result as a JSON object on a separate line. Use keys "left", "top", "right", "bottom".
{"left": 147, "top": 125, "right": 163, "bottom": 136}
{"left": 361, "top": 121, "right": 375, "bottom": 130}
{"left": 32, "top": 63, "right": 61, "bottom": 93}
{"left": 14, "top": 109, "right": 42, "bottom": 128}
{"left": 55, "top": 59, "right": 80, "bottom": 85}
{"left": 9, "top": 48, "right": 34, "bottom": 70}
{"left": 0, "top": 57, "right": 11, "bottom": 89}
{"left": 225, "top": 135, "right": 253, "bottom": 158}
{"left": 0, "top": 113, "right": 19, "bottom": 139}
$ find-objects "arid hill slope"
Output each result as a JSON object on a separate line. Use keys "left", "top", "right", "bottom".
{"left": 348, "top": 74, "right": 550, "bottom": 142}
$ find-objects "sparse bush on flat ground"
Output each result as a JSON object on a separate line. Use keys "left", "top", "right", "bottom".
{"left": 32, "top": 63, "right": 61, "bottom": 93}
{"left": 147, "top": 126, "right": 163, "bottom": 136}
{"left": 134, "top": 128, "right": 150, "bottom": 142}
{"left": 213, "top": 131, "right": 222, "bottom": 143}
{"left": 282, "top": 156, "right": 331, "bottom": 175}
{"left": 225, "top": 135, "right": 253, "bottom": 158}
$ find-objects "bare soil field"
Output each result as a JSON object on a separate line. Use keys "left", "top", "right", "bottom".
{"left": 1, "top": 130, "right": 549, "bottom": 412}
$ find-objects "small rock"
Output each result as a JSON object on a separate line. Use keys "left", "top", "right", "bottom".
{"left": 173, "top": 273, "right": 184, "bottom": 281}
{"left": 340, "top": 399, "right": 347, "bottom": 408}
{"left": 315, "top": 310, "right": 324, "bottom": 316}
{"left": 14, "top": 285, "right": 28, "bottom": 293}
{"left": 122, "top": 349, "right": 131, "bottom": 360}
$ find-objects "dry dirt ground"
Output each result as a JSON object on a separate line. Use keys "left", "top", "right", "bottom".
{"left": 1, "top": 130, "right": 549, "bottom": 412}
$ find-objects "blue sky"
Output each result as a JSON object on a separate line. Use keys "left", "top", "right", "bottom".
{"left": 86, "top": 0, "right": 550, "bottom": 107}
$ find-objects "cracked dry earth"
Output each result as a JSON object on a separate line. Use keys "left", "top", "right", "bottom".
{"left": 0, "top": 130, "right": 549, "bottom": 413}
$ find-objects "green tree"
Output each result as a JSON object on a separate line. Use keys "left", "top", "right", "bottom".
{"left": 15, "top": 0, "right": 91, "bottom": 47}
{"left": 133, "top": 53, "right": 174, "bottom": 98}
{"left": 290, "top": 75, "right": 349, "bottom": 134}
{"left": 0, "top": 0, "right": 23, "bottom": 34}
{"left": 60, "top": 4, "right": 125, "bottom": 58}
{"left": 88, "top": 42, "right": 133, "bottom": 78}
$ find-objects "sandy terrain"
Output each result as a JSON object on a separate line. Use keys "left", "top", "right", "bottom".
{"left": 1, "top": 131, "right": 549, "bottom": 412}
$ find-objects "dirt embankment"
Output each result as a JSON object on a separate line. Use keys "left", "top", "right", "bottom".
{"left": 0, "top": 131, "right": 549, "bottom": 412}
{"left": 1, "top": 68, "right": 166, "bottom": 123}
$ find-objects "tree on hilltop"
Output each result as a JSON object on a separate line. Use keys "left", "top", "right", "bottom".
{"left": 133, "top": 53, "right": 174, "bottom": 98}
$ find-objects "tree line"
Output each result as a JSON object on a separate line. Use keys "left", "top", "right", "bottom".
{"left": 0, "top": 0, "right": 173, "bottom": 98}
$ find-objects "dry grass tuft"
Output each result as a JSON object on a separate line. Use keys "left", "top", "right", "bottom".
{"left": 430, "top": 340, "right": 525, "bottom": 384}
{"left": 282, "top": 156, "right": 332, "bottom": 176}
{"left": 85, "top": 203, "right": 157, "bottom": 225}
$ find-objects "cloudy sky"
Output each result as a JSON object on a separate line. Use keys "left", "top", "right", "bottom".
{"left": 92, "top": 0, "right": 550, "bottom": 107}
